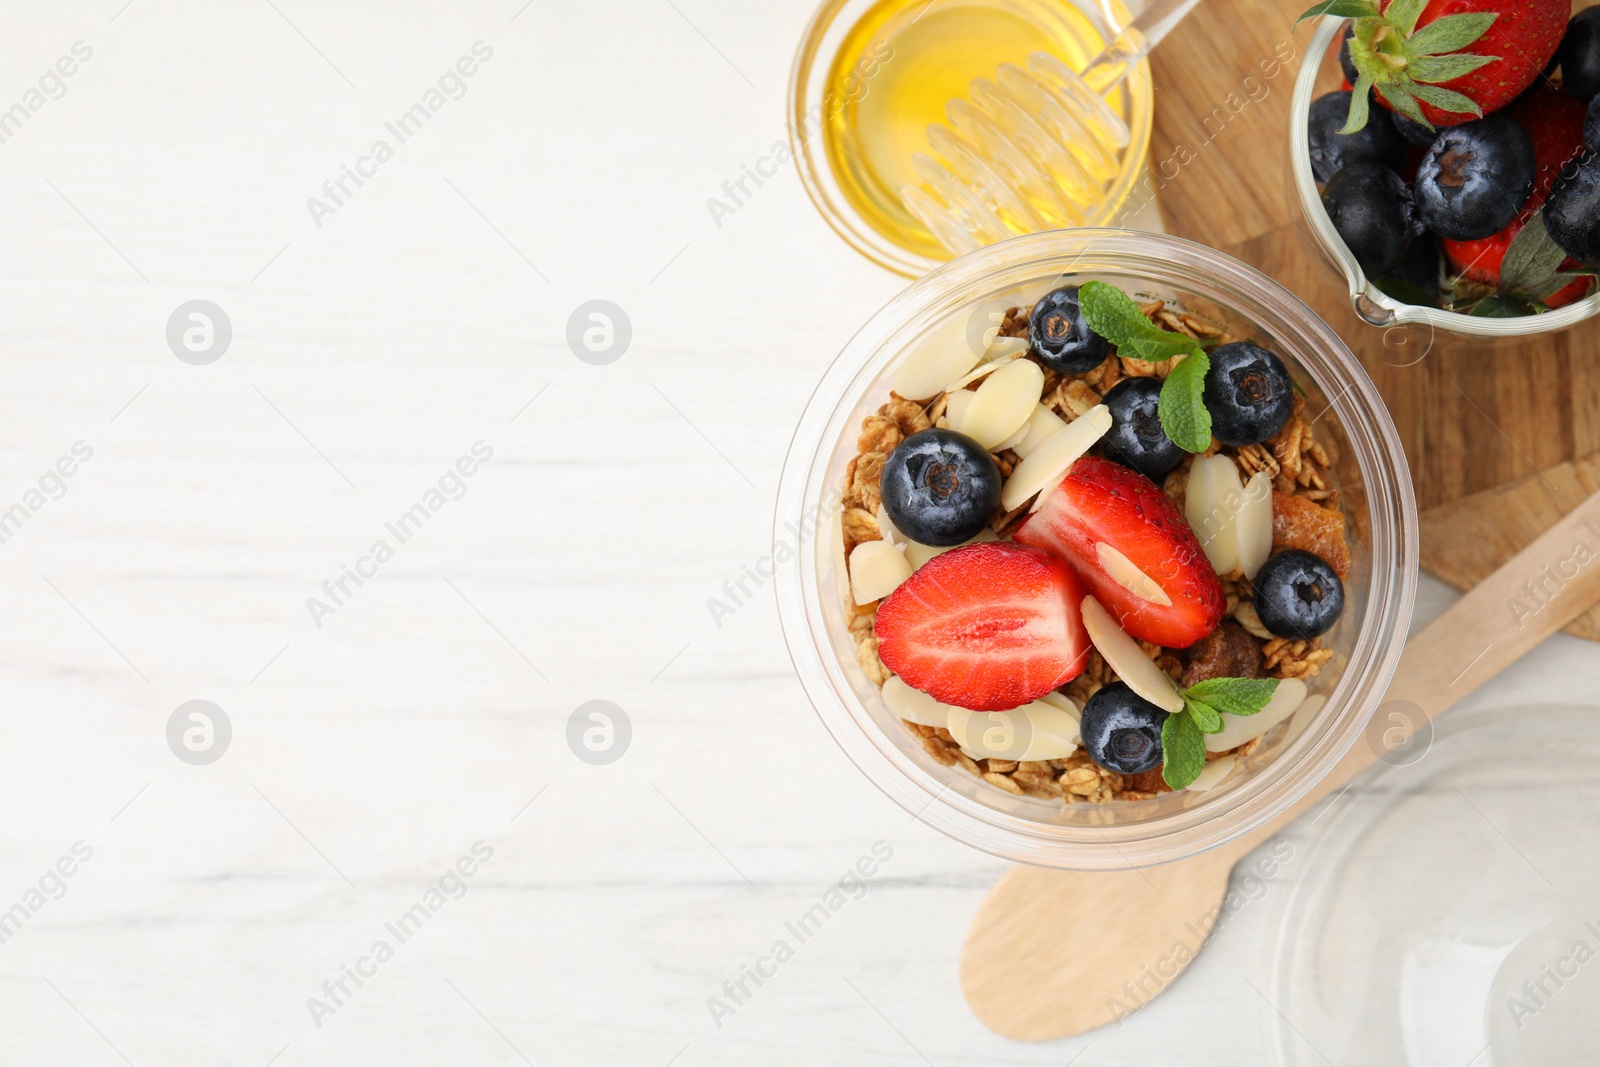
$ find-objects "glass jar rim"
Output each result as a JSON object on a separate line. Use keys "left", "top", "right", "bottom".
{"left": 774, "top": 228, "right": 1419, "bottom": 869}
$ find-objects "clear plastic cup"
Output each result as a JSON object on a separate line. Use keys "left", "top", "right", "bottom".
{"left": 774, "top": 229, "right": 1418, "bottom": 870}
{"left": 1289, "top": 16, "right": 1600, "bottom": 339}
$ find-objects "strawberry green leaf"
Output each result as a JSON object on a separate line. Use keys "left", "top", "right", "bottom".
{"left": 1295, "top": 0, "right": 1380, "bottom": 23}
{"left": 1375, "top": 82, "right": 1431, "bottom": 128}
{"left": 1532, "top": 273, "right": 1597, "bottom": 301}
{"left": 1157, "top": 350, "right": 1212, "bottom": 453}
{"left": 1182, "top": 677, "right": 1280, "bottom": 717}
{"left": 1405, "top": 11, "right": 1497, "bottom": 56}
{"left": 1078, "top": 280, "right": 1205, "bottom": 363}
{"left": 1341, "top": 73, "right": 1375, "bottom": 134}
{"left": 1468, "top": 295, "right": 1523, "bottom": 317}
{"left": 1407, "top": 52, "right": 1497, "bottom": 83}
{"left": 1161, "top": 710, "right": 1207, "bottom": 790}
{"left": 1501, "top": 212, "right": 1568, "bottom": 295}
{"left": 1408, "top": 82, "right": 1484, "bottom": 118}
{"left": 1385, "top": 0, "right": 1427, "bottom": 35}
{"left": 1184, "top": 698, "right": 1224, "bottom": 734}
{"left": 1373, "top": 275, "right": 1437, "bottom": 307}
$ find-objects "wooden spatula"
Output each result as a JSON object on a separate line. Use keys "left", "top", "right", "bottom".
{"left": 961, "top": 485, "right": 1600, "bottom": 1041}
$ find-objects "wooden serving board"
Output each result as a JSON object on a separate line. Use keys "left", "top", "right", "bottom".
{"left": 1147, "top": 0, "right": 1600, "bottom": 517}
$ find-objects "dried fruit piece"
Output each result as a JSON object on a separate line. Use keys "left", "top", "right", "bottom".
{"left": 849, "top": 540, "right": 912, "bottom": 605}
{"left": 1271, "top": 492, "right": 1351, "bottom": 578}
{"left": 1000, "top": 404, "right": 1112, "bottom": 512}
{"left": 1079, "top": 595, "right": 1183, "bottom": 713}
{"left": 1180, "top": 621, "right": 1263, "bottom": 687}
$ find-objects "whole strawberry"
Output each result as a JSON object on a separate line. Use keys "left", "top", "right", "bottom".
{"left": 1301, "top": 0, "right": 1567, "bottom": 132}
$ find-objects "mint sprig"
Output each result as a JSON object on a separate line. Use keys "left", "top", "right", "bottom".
{"left": 1160, "top": 676, "right": 1281, "bottom": 790}
{"left": 1077, "top": 280, "right": 1212, "bottom": 453}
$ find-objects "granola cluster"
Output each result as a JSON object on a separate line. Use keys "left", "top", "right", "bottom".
{"left": 841, "top": 300, "right": 1349, "bottom": 804}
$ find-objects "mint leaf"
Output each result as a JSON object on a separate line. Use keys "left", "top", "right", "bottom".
{"left": 1295, "top": 0, "right": 1379, "bottom": 23}
{"left": 1405, "top": 11, "right": 1496, "bottom": 56}
{"left": 1078, "top": 280, "right": 1203, "bottom": 363}
{"left": 1158, "top": 350, "right": 1211, "bottom": 453}
{"left": 1161, "top": 710, "right": 1207, "bottom": 790}
{"left": 1184, "top": 677, "right": 1281, "bottom": 717}
{"left": 1185, "top": 698, "right": 1224, "bottom": 734}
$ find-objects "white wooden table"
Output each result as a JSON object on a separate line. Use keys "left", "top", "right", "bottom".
{"left": 0, "top": 2, "right": 1593, "bottom": 1063}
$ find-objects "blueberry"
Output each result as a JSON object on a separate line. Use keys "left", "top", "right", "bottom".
{"left": 880, "top": 428, "right": 1001, "bottom": 547}
{"left": 1546, "top": 154, "right": 1600, "bottom": 266}
{"left": 1308, "top": 91, "right": 1406, "bottom": 183}
{"left": 1253, "top": 550, "right": 1345, "bottom": 640}
{"left": 1586, "top": 95, "right": 1600, "bottom": 154}
{"left": 1414, "top": 114, "right": 1536, "bottom": 241}
{"left": 1080, "top": 683, "right": 1168, "bottom": 775}
{"left": 1099, "top": 377, "right": 1181, "bottom": 481}
{"left": 1321, "top": 163, "right": 1421, "bottom": 277}
{"left": 1029, "top": 286, "right": 1111, "bottom": 374}
{"left": 1390, "top": 108, "right": 1438, "bottom": 148}
{"left": 1375, "top": 234, "right": 1442, "bottom": 305}
{"left": 1202, "top": 342, "right": 1295, "bottom": 447}
{"left": 1558, "top": 8, "right": 1600, "bottom": 103}
{"left": 1338, "top": 25, "right": 1358, "bottom": 86}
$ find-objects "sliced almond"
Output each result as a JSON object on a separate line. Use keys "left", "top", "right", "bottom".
{"left": 849, "top": 540, "right": 912, "bottom": 605}
{"left": 1282, "top": 693, "right": 1328, "bottom": 746}
{"left": 960, "top": 359, "right": 1045, "bottom": 450}
{"left": 942, "top": 388, "right": 974, "bottom": 431}
{"left": 945, "top": 339, "right": 1029, "bottom": 392}
{"left": 995, "top": 420, "right": 1031, "bottom": 453}
{"left": 875, "top": 502, "right": 905, "bottom": 549}
{"left": 1186, "top": 754, "right": 1238, "bottom": 792}
{"left": 948, "top": 701, "right": 1078, "bottom": 761}
{"left": 1236, "top": 471, "right": 1274, "bottom": 580}
{"left": 1012, "top": 404, "right": 1067, "bottom": 459}
{"left": 892, "top": 318, "right": 985, "bottom": 400}
{"left": 903, "top": 527, "right": 997, "bottom": 570}
{"left": 1080, "top": 595, "right": 1183, "bottom": 713}
{"left": 1095, "top": 541, "right": 1172, "bottom": 607}
{"left": 1205, "top": 678, "right": 1309, "bottom": 752}
{"left": 1185, "top": 454, "right": 1243, "bottom": 575}
{"left": 882, "top": 675, "right": 951, "bottom": 727}
{"left": 1000, "top": 404, "right": 1113, "bottom": 513}
{"left": 1036, "top": 689, "right": 1081, "bottom": 723}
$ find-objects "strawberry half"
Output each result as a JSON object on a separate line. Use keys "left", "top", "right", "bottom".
{"left": 1015, "top": 456, "right": 1224, "bottom": 649}
{"left": 874, "top": 542, "right": 1089, "bottom": 712}
{"left": 1444, "top": 86, "right": 1597, "bottom": 310}
{"left": 1319, "top": 0, "right": 1567, "bottom": 131}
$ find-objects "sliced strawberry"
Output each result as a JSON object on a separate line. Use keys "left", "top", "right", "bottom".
{"left": 1015, "top": 456, "right": 1224, "bottom": 649}
{"left": 874, "top": 542, "right": 1089, "bottom": 712}
{"left": 1443, "top": 86, "right": 1594, "bottom": 307}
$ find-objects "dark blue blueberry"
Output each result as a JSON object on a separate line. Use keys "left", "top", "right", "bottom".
{"left": 1338, "top": 25, "right": 1358, "bottom": 86}
{"left": 1202, "top": 342, "right": 1295, "bottom": 447}
{"left": 1585, "top": 95, "right": 1600, "bottom": 154}
{"left": 1375, "top": 234, "right": 1442, "bottom": 306}
{"left": 1546, "top": 153, "right": 1600, "bottom": 266}
{"left": 1414, "top": 114, "right": 1535, "bottom": 241}
{"left": 1321, "top": 162, "right": 1421, "bottom": 277}
{"left": 1559, "top": 8, "right": 1600, "bottom": 103}
{"left": 880, "top": 428, "right": 1001, "bottom": 547}
{"left": 1028, "top": 286, "right": 1111, "bottom": 374}
{"left": 1080, "top": 683, "right": 1168, "bottom": 775}
{"left": 1308, "top": 91, "right": 1406, "bottom": 183}
{"left": 1099, "top": 377, "right": 1181, "bottom": 481}
{"left": 1253, "top": 550, "right": 1345, "bottom": 640}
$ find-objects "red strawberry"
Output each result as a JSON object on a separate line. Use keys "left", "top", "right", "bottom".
{"left": 874, "top": 542, "right": 1089, "bottom": 712}
{"left": 1014, "top": 456, "right": 1224, "bottom": 649}
{"left": 1322, "top": 0, "right": 1567, "bottom": 131}
{"left": 1443, "top": 86, "right": 1596, "bottom": 308}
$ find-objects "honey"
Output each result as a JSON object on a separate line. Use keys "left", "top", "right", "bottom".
{"left": 821, "top": 0, "right": 1123, "bottom": 260}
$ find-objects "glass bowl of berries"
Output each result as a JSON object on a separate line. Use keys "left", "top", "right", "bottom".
{"left": 774, "top": 228, "right": 1418, "bottom": 870}
{"left": 1291, "top": 4, "right": 1600, "bottom": 336}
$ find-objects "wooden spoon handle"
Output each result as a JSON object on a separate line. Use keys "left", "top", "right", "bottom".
{"left": 1233, "top": 484, "right": 1600, "bottom": 851}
